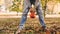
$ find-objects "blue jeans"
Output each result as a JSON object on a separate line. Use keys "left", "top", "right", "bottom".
{"left": 19, "top": 0, "right": 46, "bottom": 30}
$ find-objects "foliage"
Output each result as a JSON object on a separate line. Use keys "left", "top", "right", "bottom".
{"left": 9, "top": 0, "right": 60, "bottom": 12}
{"left": 9, "top": 0, "right": 23, "bottom": 12}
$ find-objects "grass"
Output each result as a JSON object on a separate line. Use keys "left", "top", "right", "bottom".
{"left": 0, "top": 18, "right": 60, "bottom": 34}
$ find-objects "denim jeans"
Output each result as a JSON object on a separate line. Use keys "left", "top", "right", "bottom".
{"left": 19, "top": 0, "right": 46, "bottom": 30}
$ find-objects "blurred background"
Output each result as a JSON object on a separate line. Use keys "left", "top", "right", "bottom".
{"left": 0, "top": 0, "right": 60, "bottom": 16}
{"left": 0, "top": 0, "right": 60, "bottom": 34}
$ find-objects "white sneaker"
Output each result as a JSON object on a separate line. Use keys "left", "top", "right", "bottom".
{"left": 15, "top": 26, "right": 24, "bottom": 34}
{"left": 15, "top": 29, "right": 21, "bottom": 34}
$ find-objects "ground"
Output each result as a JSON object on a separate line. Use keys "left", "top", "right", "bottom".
{"left": 0, "top": 18, "right": 60, "bottom": 34}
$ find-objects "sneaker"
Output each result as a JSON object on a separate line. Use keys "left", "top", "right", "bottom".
{"left": 41, "top": 26, "right": 46, "bottom": 31}
{"left": 15, "top": 29, "right": 21, "bottom": 34}
{"left": 15, "top": 25, "right": 24, "bottom": 34}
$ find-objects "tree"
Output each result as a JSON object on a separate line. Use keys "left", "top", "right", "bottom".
{"left": 9, "top": 0, "right": 23, "bottom": 15}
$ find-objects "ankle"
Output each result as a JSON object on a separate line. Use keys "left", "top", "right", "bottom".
{"left": 19, "top": 25, "right": 24, "bottom": 30}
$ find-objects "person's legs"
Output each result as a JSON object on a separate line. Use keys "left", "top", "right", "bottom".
{"left": 19, "top": 8, "right": 29, "bottom": 30}
{"left": 36, "top": 2, "right": 46, "bottom": 28}
{"left": 19, "top": 2, "right": 30, "bottom": 30}
{"left": 15, "top": 0, "right": 30, "bottom": 34}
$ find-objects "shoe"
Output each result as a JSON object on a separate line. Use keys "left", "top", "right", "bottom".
{"left": 41, "top": 26, "right": 46, "bottom": 32}
{"left": 15, "top": 29, "right": 21, "bottom": 34}
{"left": 15, "top": 25, "right": 24, "bottom": 34}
